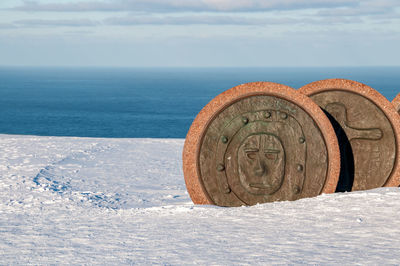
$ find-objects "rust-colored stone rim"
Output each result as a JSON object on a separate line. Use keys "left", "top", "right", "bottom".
{"left": 392, "top": 93, "right": 400, "bottom": 113}
{"left": 298, "top": 78, "right": 400, "bottom": 188}
{"left": 183, "top": 81, "right": 341, "bottom": 205}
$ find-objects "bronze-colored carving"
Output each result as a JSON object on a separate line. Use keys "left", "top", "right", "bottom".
{"left": 299, "top": 79, "right": 400, "bottom": 191}
{"left": 392, "top": 93, "right": 400, "bottom": 114}
{"left": 183, "top": 82, "right": 340, "bottom": 206}
{"left": 238, "top": 134, "right": 285, "bottom": 195}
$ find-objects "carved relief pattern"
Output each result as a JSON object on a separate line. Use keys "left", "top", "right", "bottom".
{"left": 198, "top": 95, "right": 329, "bottom": 206}
{"left": 311, "top": 91, "right": 396, "bottom": 190}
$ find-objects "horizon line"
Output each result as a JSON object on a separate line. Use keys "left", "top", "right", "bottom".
{"left": 1, "top": 65, "right": 400, "bottom": 69}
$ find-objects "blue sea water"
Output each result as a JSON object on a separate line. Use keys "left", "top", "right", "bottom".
{"left": 0, "top": 66, "right": 399, "bottom": 138}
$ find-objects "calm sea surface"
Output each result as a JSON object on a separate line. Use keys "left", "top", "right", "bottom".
{"left": 0, "top": 67, "right": 399, "bottom": 138}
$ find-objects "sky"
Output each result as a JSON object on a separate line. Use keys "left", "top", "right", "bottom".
{"left": 0, "top": 0, "right": 399, "bottom": 67}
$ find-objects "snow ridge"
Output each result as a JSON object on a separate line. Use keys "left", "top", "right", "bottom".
{"left": 32, "top": 143, "right": 123, "bottom": 209}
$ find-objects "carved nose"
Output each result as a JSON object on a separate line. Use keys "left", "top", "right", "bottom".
{"left": 254, "top": 158, "right": 267, "bottom": 177}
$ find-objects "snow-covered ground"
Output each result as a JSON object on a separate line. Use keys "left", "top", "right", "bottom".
{"left": 1, "top": 134, "right": 400, "bottom": 264}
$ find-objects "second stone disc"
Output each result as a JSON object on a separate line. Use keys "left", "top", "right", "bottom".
{"left": 299, "top": 79, "right": 400, "bottom": 191}
{"left": 392, "top": 93, "right": 400, "bottom": 114}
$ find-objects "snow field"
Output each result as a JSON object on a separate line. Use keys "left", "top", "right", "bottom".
{"left": 0, "top": 134, "right": 400, "bottom": 264}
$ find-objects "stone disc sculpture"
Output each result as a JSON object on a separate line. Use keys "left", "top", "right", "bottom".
{"left": 183, "top": 82, "right": 340, "bottom": 207}
{"left": 299, "top": 79, "right": 400, "bottom": 191}
{"left": 392, "top": 93, "right": 400, "bottom": 114}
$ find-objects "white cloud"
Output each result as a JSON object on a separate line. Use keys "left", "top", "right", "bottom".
{"left": 13, "top": 18, "right": 99, "bottom": 27}
{"left": 0, "top": 23, "right": 16, "bottom": 29}
{"left": 1, "top": 0, "right": 399, "bottom": 67}
{"left": 13, "top": 0, "right": 359, "bottom": 13}
{"left": 104, "top": 14, "right": 362, "bottom": 26}
{"left": 5, "top": 0, "right": 398, "bottom": 28}
{"left": 5, "top": 14, "right": 362, "bottom": 28}
{"left": 318, "top": 0, "right": 400, "bottom": 17}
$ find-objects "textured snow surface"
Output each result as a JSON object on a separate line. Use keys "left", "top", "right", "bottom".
{"left": 1, "top": 134, "right": 400, "bottom": 264}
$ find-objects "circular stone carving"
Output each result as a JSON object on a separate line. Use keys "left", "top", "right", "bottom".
{"left": 183, "top": 82, "right": 340, "bottom": 206}
{"left": 392, "top": 93, "right": 400, "bottom": 114}
{"left": 299, "top": 79, "right": 400, "bottom": 191}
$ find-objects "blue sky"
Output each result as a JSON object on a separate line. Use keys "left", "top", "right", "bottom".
{"left": 0, "top": 0, "right": 399, "bottom": 67}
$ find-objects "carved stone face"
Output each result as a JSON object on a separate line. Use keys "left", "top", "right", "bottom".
{"left": 238, "top": 134, "right": 285, "bottom": 195}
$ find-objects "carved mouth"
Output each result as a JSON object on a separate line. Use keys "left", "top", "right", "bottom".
{"left": 249, "top": 183, "right": 271, "bottom": 189}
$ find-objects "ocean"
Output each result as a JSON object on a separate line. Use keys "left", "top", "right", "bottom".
{"left": 0, "top": 66, "right": 399, "bottom": 138}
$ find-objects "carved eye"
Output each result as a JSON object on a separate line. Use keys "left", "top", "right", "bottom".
{"left": 246, "top": 152, "right": 257, "bottom": 160}
{"left": 264, "top": 153, "right": 277, "bottom": 160}
{"left": 264, "top": 150, "right": 280, "bottom": 160}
